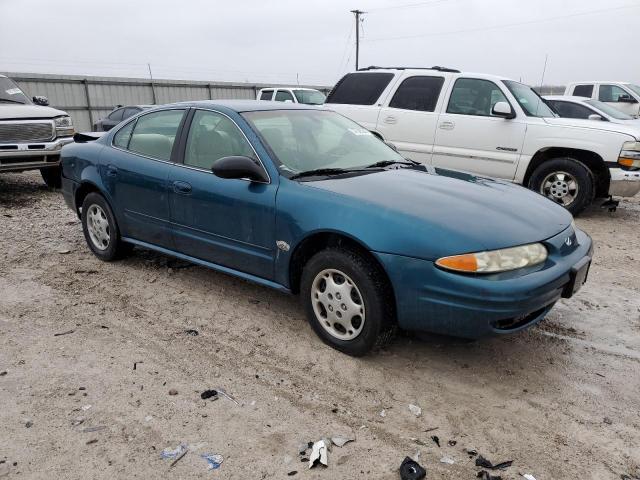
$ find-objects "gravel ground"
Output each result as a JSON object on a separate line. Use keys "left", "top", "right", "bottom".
{"left": 1, "top": 171, "right": 639, "bottom": 480}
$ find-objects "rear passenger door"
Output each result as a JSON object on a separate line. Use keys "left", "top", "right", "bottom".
{"left": 168, "top": 109, "right": 277, "bottom": 280}
{"left": 106, "top": 109, "right": 186, "bottom": 248}
{"left": 432, "top": 78, "right": 526, "bottom": 180}
{"left": 375, "top": 74, "right": 447, "bottom": 164}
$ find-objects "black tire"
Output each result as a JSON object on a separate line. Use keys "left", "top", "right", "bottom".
{"left": 40, "top": 166, "right": 62, "bottom": 189}
{"left": 528, "top": 157, "right": 594, "bottom": 216}
{"left": 81, "top": 192, "right": 131, "bottom": 261}
{"left": 300, "top": 247, "right": 395, "bottom": 356}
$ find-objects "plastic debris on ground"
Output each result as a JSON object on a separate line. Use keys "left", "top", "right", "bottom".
{"left": 430, "top": 435, "right": 440, "bottom": 447}
{"left": 408, "top": 404, "right": 422, "bottom": 417}
{"left": 440, "top": 456, "right": 455, "bottom": 464}
{"left": 477, "top": 471, "right": 503, "bottom": 480}
{"left": 216, "top": 388, "right": 239, "bottom": 405}
{"left": 161, "top": 443, "right": 187, "bottom": 460}
{"left": 465, "top": 448, "right": 478, "bottom": 457}
{"left": 399, "top": 456, "right": 426, "bottom": 480}
{"left": 331, "top": 436, "right": 354, "bottom": 448}
{"left": 201, "top": 453, "right": 224, "bottom": 470}
{"left": 308, "top": 439, "right": 329, "bottom": 469}
{"left": 380, "top": 409, "right": 386, "bottom": 417}
{"left": 475, "top": 455, "right": 513, "bottom": 470}
{"left": 521, "top": 474, "right": 537, "bottom": 480}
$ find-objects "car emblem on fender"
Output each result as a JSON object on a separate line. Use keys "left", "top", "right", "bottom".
{"left": 565, "top": 237, "right": 573, "bottom": 247}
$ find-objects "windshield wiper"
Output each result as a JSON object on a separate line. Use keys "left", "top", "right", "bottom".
{"left": 365, "top": 159, "right": 419, "bottom": 169}
{"left": 289, "top": 168, "right": 353, "bottom": 180}
{"left": 0, "top": 98, "right": 27, "bottom": 105}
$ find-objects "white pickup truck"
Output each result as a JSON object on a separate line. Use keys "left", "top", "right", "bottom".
{"left": 564, "top": 81, "right": 640, "bottom": 118}
{"left": 325, "top": 67, "right": 640, "bottom": 215}
{"left": 0, "top": 74, "right": 74, "bottom": 188}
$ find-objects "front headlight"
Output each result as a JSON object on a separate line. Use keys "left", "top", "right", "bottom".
{"left": 436, "top": 242, "right": 548, "bottom": 274}
{"left": 619, "top": 141, "right": 640, "bottom": 168}
{"left": 54, "top": 116, "right": 74, "bottom": 137}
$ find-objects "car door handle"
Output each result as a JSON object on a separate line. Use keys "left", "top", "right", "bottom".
{"left": 106, "top": 165, "right": 118, "bottom": 177}
{"left": 383, "top": 115, "right": 397, "bottom": 124}
{"left": 438, "top": 121, "right": 455, "bottom": 130}
{"left": 172, "top": 180, "right": 192, "bottom": 195}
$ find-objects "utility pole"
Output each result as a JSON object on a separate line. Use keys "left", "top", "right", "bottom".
{"left": 350, "top": 9, "right": 365, "bottom": 71}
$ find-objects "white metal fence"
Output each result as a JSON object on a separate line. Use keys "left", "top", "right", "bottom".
{"left": 3, "top": 72, "right": 331, "bottom": 131}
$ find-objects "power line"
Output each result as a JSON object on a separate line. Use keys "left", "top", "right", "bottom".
{"left": 364, "top": 3, "right": 640, "bottom": 42}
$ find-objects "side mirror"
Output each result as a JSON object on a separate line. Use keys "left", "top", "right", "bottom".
{"left": 618, "top": 94, "right": 637, "bottom": 103}
{"left": 32, "top": 95, "right": 49, "bottom": 106}
{"left": 491, "top": 101, "right": 515, "bottom": 119}
{"left": 211, "top": 156, "right": 269, "bottom": 183}
{"left": 588, "top": 113, "right": 605, "bottom": 121}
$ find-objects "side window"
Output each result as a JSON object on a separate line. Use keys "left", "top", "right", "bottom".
{"left": 127, "top": 109, "right": 185, "bottom": 161}
{"left": 446, "top": 78, "right": 509, "bottom": 117}
{"left": 389, "top": 76, "right": 444, "bottom": 112}
{"left": 599, "top": 84, "right": 633, "bottom": 102}
{"left": 573, "top": 84, "right": 593, "bottom": 97}
{"left": 108, "top": 108, "right": 125, "bottom": 121}
{"left": 184, "top": 110, "right": 255, "bottom": 170}
{"left": 274, "top": 90, "right": 295, "bottom": 102}
{"left": 325, "top": 72, "right": 395, "bottom": 105}
{"left": 550, "top": 101, "right": 593, "bottom": 119}
{"left": 260, "top": 90, "right": 273, "bottom": 100}
{"left": 113, "top": 120, "right": 135, "bottom": 149}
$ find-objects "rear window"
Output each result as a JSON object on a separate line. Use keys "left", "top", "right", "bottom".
{"left": 573, "top": 84, "right": 594, "bottom": 97}
{"left": 389, "top": 76, "right": 444, "bottom": 112}
{"left": 326, "top": 72, "right": 394, "bottom": 105}
{"left": 259, "top": 90, "right": 273, "bottom": 100}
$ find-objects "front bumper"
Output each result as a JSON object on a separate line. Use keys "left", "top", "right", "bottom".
{"left": 608, "top": 167, "right": 640, "bottom": 197}
{"left": 0, "top": 137, "right": 74, "bottom": 172}
{"left": 374, "top": 226, "right": 593, "bottom": 339}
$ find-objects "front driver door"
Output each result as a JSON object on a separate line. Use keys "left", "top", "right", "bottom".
{"left": 168, "top": 109, "right": 277, "bottom": 280}
{"left": 432, "top": 77, "right": 526, "bottom": 179}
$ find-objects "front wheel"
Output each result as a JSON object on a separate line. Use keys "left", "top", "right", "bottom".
{"left": 40, "top": 166, "right": 62, "bottom": 189}
{"left": 528, "top": 158, "right": 594, "bottom": 216}
{"left": 300, "top": 248, "right": 395, "bottom": 356}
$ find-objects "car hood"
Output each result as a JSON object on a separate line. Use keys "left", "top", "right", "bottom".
{"left": 0, "top": 104, "right": 68, "bottom": 120}
{"left": 543, "top": 116, "right": 640, "bottom": 139}
{"left": 303, "top": 167, "right": 573, "bottom": 259}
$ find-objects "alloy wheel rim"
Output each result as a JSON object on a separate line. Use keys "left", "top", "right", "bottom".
{"left": 311, "top": 269, "right": 365, "bottom": 341}
{"left": 87, "top": 204, "right": 111, "bottom": 251}
{"left": 540, "top": 171, "right": 578, "bottom": 206}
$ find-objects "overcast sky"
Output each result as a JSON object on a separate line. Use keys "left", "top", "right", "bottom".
{"left": 1, "top": 0, "right": 639, "bottom": 87}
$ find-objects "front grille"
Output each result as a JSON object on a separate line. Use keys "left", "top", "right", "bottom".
{"left": 0, "top": 122, "right": 54, "bottom": 143}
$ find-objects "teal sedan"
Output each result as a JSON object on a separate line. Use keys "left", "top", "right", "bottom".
{"left": 60, "top": 101, "right": 592, "bottom": 356}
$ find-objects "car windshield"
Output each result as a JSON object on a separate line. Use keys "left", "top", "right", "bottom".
{"left": 0, "top": 77, "right": 30, "bottom": 105}
{"left": 293, "top": 90, "right": 326, "bottom": 105}
{"left": 503, "top": 80, "right": 556, "bottom": 117}
{"left": 242, "top": 109, "right": 405, "bottom": 176}
{"left": 585, "top": 99, "right": 634, "bottom": 120}
{"left": 625, "top": 84, "right": 640, "bottom": 97}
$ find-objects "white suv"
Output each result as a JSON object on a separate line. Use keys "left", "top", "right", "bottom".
{"left": 257, "top": 87, "right": 326, "bottom": 105}
{"left": 325, "top": 67, "right": 640, "bottom": 215}
{"left": 564, "top": 81, "right": 640, "bottom": 118}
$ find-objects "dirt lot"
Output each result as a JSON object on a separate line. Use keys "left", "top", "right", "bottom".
{"left": 0, "top": 171, "right": 639, "bottom": 480}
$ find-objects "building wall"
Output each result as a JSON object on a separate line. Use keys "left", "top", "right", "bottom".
{"left": 3, "top": 72, "right": 331, "bottom": 131}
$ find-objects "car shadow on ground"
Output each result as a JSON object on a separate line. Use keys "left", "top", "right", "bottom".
{"left": 0, "top": 172, "right": 50, "bottom": 208}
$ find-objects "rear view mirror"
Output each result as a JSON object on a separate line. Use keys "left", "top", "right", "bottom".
{"left": 491, "top": 101, "right": 515, "bottom": 119}
{"left": 618, "top": 94, "right": 637, "bottom": 103}
{"left": 32, "top": 95, "right": 49, "bottom": 106}
{"left": 588, "top": 114, "right": 605, "bottom": 121}
{"left": 211, "top": 156, "right": 269, "bottom": 183}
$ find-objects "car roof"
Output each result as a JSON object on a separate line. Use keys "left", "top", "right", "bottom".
{"left": 161, "top": 99, "right": 321, "bottom": 112}
{"left": 350, "top": 67, "right": 516, "bottom": 83}
{"left": 567, "top": 81, "right": 631, "bottom": 85}
{"left": 543, "top": 95, "right": 592, "bottom": 102}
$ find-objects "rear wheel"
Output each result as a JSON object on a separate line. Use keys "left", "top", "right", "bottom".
{"left": 40, "top": 166, "right": 62, "bottom": 189}
{"left": 300, "top": 247, "right": 395, "bottom": 356}
{"left": 81, "top": 192, "right": 131, "bottom": 261}
{"left": 528, "top": 157, "right": 594, "bottom": 216}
